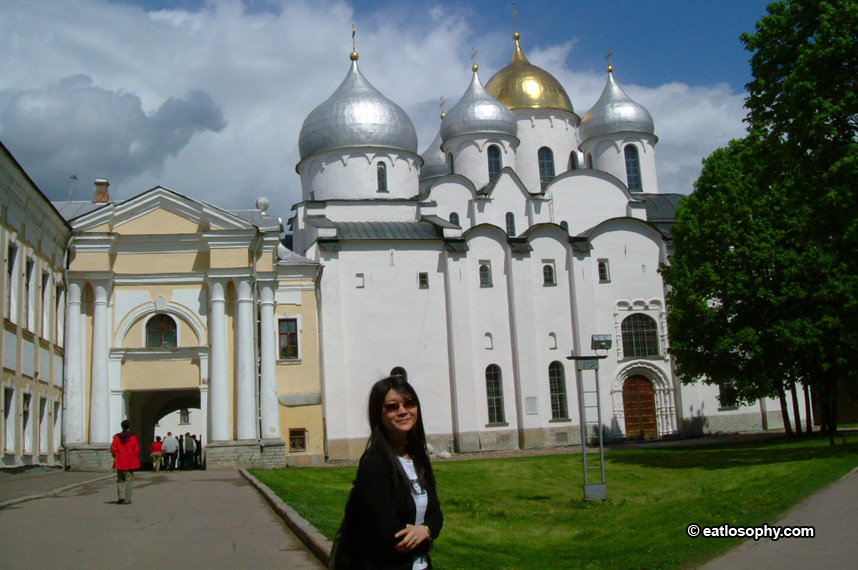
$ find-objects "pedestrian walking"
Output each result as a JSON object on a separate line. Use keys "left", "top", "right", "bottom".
{"left": 184, "top": 432, "right": 196, "bottom": 469}
{"left": 110, "top": 419, "right": 140, "bottom": 505}
{"left": 162, "top": 431, "right": 179, "bottom": 471}
{"left": 150, "top": 435, "right": 164, "bottom": 472}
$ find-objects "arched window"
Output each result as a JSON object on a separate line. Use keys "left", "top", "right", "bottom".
{"left": 505, "top": 212, "right": 516, "bottom": 237}
{"left": 449, "top": 212, "right": 460, "bottom": 226}
{"left": 538, "top": 147, "right": 555, "bottom": 189}
{"left": 568, "top": 152, "right": 578, "bottom": 171}
{"left": 560, "top": 221, "right": 569, "bottom": 233}
{"left": 549, "top": 361, "right": 568, "bottom": 419}
{"left": 486, "top": 364, "right": 505, "bottom": 424}
{"left": 543, "top": 264, "right": 555, "bottom": 286}
{"left": 147, "top": 314, "right": 177, "bottom": 348}
{"left": 390, "top": 367, "right": 407, "bottom": 381}
{"left": 377, "top": 162, "right": 388, "bottom": 193}
{"left": 479, "top": 263, "right": 493, "bottom": 287}
{"left": 488, "top": 144, "right": 502, "bottom": 181}
{"left": 621, "top": 314, "right": 660, "bottom": 357}
{"left": 624, "top": 145, "right": 642, "bottom": 192}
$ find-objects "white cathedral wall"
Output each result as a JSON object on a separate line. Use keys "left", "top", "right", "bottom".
{"left": 441, "top": 136, "right": 517, "bottom": 191}
{"left": 583, "top": 136, "right": 659, "bottom": 194}
{"left": 319, "top": 201, "right": 419, "bottom": 223}
{"left": 319, "top": 242, "right": 455, "bottom": 458}
{"left": 513, "top": 111, "right": 580, "bottom": 194}
{"left": 550, "top": 175, "right": 631, "bottom": 235}
{"left": 475, "top": 175, "right": 530, "bottom": 235}
{"left": 421, "top": 180, "right": 475, "bottom": 227}
{"left": 298, "top": 149, "right": 421, "bottom": 201}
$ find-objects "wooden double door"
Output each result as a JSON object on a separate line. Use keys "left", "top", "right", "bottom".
{"left": 623, "top": 375, "right": 658, "bottom": 440}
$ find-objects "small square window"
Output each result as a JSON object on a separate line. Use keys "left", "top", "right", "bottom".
{"left": 597, "top": 259, "right": 611, "bottom": 283}
{"left": 418, "top": 272, "right": 429, "bottom": 289}
{"left": 356, "top": 273, "right": 365, "bottom": 288}
{"left": 289, "top": 428, "right": 307, "bottom": 452}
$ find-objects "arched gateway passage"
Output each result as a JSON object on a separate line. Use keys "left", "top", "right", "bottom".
{"left": 127, "top": 389, "right": 203, "bottom": 469}
{"left": 622, "top": 375, "right": 658, "bottom": 440}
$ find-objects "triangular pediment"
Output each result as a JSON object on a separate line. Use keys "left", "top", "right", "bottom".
{"left": 71, "top": 186, "right": 256, "bottom": 234}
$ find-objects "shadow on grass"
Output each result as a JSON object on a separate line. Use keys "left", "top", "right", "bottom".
{"left": 607, "top": 434, "right": 858, "bottom": 470}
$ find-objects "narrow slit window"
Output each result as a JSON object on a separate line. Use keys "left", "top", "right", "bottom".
{"left": 377, "top": 162, "right": 388, "bottom": 193}
{"left": 624, "top": 145, "right": 642, "bottom": 191}
{"left": 538, "top": 147, "right": 555, "bottom": 189}
{"left": 488, "top": 144, "right": 502, "bottom": 181}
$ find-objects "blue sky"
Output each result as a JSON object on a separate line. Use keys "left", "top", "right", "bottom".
{"left": 1, "top": 0, "right": 769, "bottom": 224}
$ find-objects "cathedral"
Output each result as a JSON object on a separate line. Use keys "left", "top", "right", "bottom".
{"left": 290, "top": 33, "right": 790, "bottom": 459}
{"left": 0, "top": 31, "right": 798, "bottom": 472}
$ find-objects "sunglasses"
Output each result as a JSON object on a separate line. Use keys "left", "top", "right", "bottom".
{"left": 383, "top": 399, "right": 418, "bottom": 413}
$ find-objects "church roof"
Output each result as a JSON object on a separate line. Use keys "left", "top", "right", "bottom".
{"left": 579, "top": 69, "right": 655, "bottom": 142}
{"left": 485, "top": 32, "right": 574, "bottom": 114}
{"left": 298, "top": 54, "right": 418, "bottom": 161}
{"left": 440, "top": 66, "right": 518, "bottom": 143}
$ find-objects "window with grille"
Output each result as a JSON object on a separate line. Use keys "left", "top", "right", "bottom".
{"left": 486, "top": 364, "right": 505, "bottom": 424}
{"left": 279, "top": 318, "right": 299, "bottom": 359}
{"left": 418, "top": 272, "right": 429, "bottom": 289}
{"left": 289, "top": 428, "right": 307, "bottom": 452}
{"left": 598, "top": 259, "right": 611, "bottom": 283}
{"left": 488, "top": 144, "right": 502, "bottom": 181}
{"left": 147, "top": 314, "right": 177, "bottom": 348}
{"left": 5, "top": 243, "right": 16, "bottom": 320}
{"left": 449, "top": 212, "right": 460, "bottom": 226}
{"left": 505, "top": 212, "right": 516, "bottom": 237}
{"left": 621, "top": 314, "right": 660, "bottom": 357}
{"left": 377, "top": 162, "right": 388, "bottom": 193}
{"left": 624, "top": 145, "right": 642, "bottom": 191}
{"left": 479, "top": 263, "right": 492, "bottom": 287}
{"left": 549, "top": 361, "right": 568, "bottom": 420}
{"left": 543, "top": 263, "right": 556, "bottom": 286}
{"left": 538, "top": 147, "right": 555, "bottom": 189}
{"left": 179, "top": 408, "right": 190, "bottom": 425}
{"left": 718, "top": 381, "right": 739, "bottom": 410}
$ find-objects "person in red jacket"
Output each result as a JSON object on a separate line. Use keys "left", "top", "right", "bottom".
{"left": 111, "top": 419, "right": 140, "bottom": 505}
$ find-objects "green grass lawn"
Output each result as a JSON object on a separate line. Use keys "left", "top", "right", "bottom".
{"left": 250, "top": 436, "right": 858, "bottom": 570}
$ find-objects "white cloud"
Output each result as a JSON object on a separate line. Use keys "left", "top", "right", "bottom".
{"left": 0, "top": 0, "right": 749, "bottom": 226}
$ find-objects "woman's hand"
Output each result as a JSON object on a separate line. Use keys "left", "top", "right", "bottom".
{"left": 394, "top": 524, "right": 431, "bottom": 553}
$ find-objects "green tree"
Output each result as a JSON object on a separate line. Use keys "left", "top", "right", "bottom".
{"left": 664, "top": 0, "right": 858, "bottom": 441}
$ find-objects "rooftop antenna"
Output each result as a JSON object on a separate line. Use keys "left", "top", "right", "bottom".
{"left": 67, "top": 174, "right": 78, "bottom": 202}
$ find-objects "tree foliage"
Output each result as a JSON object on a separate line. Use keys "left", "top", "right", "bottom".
{"left": 663, "top": 0, "right": 858, "bottom": 435}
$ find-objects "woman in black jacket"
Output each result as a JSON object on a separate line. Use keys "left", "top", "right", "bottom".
{"left": 344, "top": 376, "right": 443, "bottom": 570}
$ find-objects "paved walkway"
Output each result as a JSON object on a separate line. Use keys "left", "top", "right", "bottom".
{"left": 0, "top": 470, "right": 325, "bottom": 570}
{"left": 697, "top": 467, "right": 858, "bottom": 569}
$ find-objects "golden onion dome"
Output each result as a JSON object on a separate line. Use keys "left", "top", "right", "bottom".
{"left": 486, "top": 32, "right": 574, "bottom": 114}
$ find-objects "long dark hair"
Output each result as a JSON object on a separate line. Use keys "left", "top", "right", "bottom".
{"left": 366, "top": 376, "right": 434, "bottom": 489}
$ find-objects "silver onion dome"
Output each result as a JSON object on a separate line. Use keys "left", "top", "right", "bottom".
{"left": 298, "top": 57, "right": 418, "bottom": 160}
{"left": 440, "top": 66, "right": 518, "bottom": 144}
{"left": 579, "top": 69, "right": 655, "bottom": 143}
{"left": 420, "top": 131, "right": 447, "bottom": 179}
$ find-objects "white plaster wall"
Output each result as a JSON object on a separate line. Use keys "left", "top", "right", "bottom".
{"left": 318, "top": 201, "right": 418, "bottom": 223}
{"left": 513, "top": 110, "right": 580, "bottom": 194}
{"left": 299, "top": 149, "right": 420, "bottom": 201}
{"left": 421, "top": 181, "right": 474, "bottom": 228}
{"left": 581, "top": 135, "right": 659, "bottom": 194}
{"left": 465, "top": 230, "right": 519, "bottom": 430}
{"left": 325, "top": 243, "right": 454, "bottom": 442}
{"left": 476, "top": 175, "right": 530, "bottom": 235}
{"left": 440, "top": 136, "right": 517, "bottom": 191}
{"left": 550, "top": 174, "right": 631, "bottom": 235}
{"left": 527, "top": 230, "right": 578, "bottom": 425}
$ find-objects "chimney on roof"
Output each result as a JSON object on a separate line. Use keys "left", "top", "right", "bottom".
{"left": 94, "top": 179, "right": 110, "bottom": 203}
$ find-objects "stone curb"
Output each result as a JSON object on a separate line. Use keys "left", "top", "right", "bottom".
{"left": 240, "top": 468, "right": 333, "bottom": 567}
{"left": 0, "top": 474, "right": 114, "bottom": 510}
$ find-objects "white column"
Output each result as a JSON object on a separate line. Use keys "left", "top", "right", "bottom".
{"left": 64, "top": 281, "right": 84, "bottom": 444}
{"left": 258, "top": 281, "right": 280, "bottom": 439}
{"left": 89, "top": 279, "right": 111, "bottom": 443}
{"left": 208, "top": 279, "right": 229, "bottom": 441}
{"left": 235, "top": 278, "right": 257, "bottom": 440}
